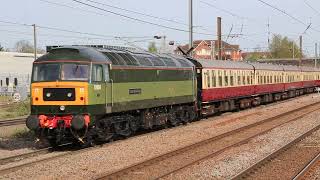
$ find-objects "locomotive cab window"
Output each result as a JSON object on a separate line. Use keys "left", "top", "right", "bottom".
{"left": 61, "top": 64, "right": 89, "bottom": 81}
{"left": 33, "top": 64, "right": 60, "bottom": 82}
{"left": 33, "top": 63, "right": 89, "bottom": 82}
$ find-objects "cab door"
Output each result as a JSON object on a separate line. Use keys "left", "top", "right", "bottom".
{"left": 90, "top": 64, "right": 106, "bottom": 115}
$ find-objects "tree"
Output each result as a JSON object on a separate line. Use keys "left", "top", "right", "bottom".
{"left": 14, "top": 40, "right": 45, "bottom": 54}
{"left": 14, "top": 40, "right": 34, "bottom": 53}
{"left": 148, "top": 42, "right": 157, "bottom": 53}
{"left": 246, "top": 45, "right": 268, "bottom": 61}
{"left": 0, "top": 44, "right": 3, "bottom": 51}
{"left": 269, "top": 34, "right": 303, "bottom": 58}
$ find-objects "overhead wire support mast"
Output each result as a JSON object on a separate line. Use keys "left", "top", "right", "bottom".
{"left": 189, "top": 0, "right": 193, "bottom": 56}
{"left": 33, "top": 24, "right": 37, "bottom": 60}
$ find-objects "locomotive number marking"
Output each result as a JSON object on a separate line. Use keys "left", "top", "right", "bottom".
{"left": 94, "top": 85, "right": 102, "bottom": 90}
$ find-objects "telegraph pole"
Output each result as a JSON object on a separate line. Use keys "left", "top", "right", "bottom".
{"left": 316, "top": 43, "right": 318, "bottom": 68}
{"left": 217, "top": 17, "right": 222, "bottom": 60}
{"left": 292, "top": 42, "right": 295, "bottom": 60}
{"left": 189, "top": 0, "right": 193, "bottom": 56}
{"left": 299, "top": 35, "right": 302, "bottom": 66}
{"left": 33, "top": 24, "right": 37, "bottom": 60}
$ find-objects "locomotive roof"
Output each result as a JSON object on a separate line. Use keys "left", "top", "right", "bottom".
{"left": 196, "top": 59, "right": 254, "bottom": 70}
{"left": 35, "top": 46, "right": 109, "bottom": 63}
{"left": 36, "top": 46, "right": 194, "bottom": 68}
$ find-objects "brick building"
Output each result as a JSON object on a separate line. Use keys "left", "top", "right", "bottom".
{"left": 174, "top": 40, "right": 241, "bottom": 61}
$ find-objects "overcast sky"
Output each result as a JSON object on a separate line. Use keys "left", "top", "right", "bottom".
{"left": 0, "top": 0, "right": 319, "bottom": 56}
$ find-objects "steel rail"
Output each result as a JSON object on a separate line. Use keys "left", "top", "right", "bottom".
{"left": 0, "top": 118, "right": 26, "bottom": 127}
{"left": 292, "top": 152, "right": 320, "bottom": 180}
{"left": 0, "top": 143, "right": 75, "bottom": 176}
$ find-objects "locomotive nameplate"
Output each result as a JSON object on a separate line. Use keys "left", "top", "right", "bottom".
{"left": 129, "top": 88, "right": 142, "bottom": 95}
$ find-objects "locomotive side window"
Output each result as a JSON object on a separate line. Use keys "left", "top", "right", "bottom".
{"left": 92, "top": 65, "right": 103, "bottom": 82}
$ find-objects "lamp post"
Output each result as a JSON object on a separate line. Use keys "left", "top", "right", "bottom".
{"left": 154, "top": 35, "right": 166, "bottom": 53}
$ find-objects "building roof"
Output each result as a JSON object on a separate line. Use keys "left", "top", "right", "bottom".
{"left": 175, "top": 40, "right": 240, "bottom": 53}
{"left": 0, "top": 52, "right": 38, "bottom": 75}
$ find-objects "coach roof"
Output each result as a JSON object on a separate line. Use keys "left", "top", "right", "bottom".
{"left": 196, "top": 59, "right": 254, "bottom": 70}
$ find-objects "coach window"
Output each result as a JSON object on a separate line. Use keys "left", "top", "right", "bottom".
{"left": 224, "top": 70, "right": 229, "bottom": 87}
{"left": 207, "top": 71, "right": 211, "bottom": 88}
{"left": 218, "top": 70, "right": 223, "bottom": 87}
{"left": 212, "top": 70, "right": 216, "bottom": 87}
{"left": 202, "top": 72, "right": 206, "bottom": 88}
{"left": 242, "top": 71, "right": 246, "bottom": 85}
{"left": 237, "top": 71, "right": 241, "bottom": 86}
{"left": 230, "top": 70, "right": 234, "bottom": 86}
{"left": 251, "top": 72, "right": 254, "bottom": 84}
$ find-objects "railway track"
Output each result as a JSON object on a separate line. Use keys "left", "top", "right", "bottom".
{"left": 231, "top": 126, "right": 320, "bottom": 179}
{"left": 0, "top": 143, "right": 75, "bottom": 167}
{"left": 0, "top": 143, "right": 74, "bottom": 176}
{"left": 96, "top": 101, "right": 320, "bottom": 180}
{"left": 293, "top": 152, "right": 320, "bottom": 180}
{"left": 0, "top": 118, "right": 26, "bottom": 127}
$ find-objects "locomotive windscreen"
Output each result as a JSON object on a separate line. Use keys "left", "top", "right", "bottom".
{"left": 33, "top": 63, "right": 89, "bottom": 82}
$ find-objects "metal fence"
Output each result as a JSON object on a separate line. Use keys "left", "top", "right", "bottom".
{"left": 0, "top": 73, "right": 30, "bottom": 101}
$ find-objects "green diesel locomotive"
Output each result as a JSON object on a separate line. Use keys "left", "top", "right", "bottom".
{"left": 26, "top": 46, "right": 198, "bottom": 145}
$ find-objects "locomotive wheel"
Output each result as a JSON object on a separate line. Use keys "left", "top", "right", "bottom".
{"left": 47, "top": 138, "right": 59, "bottom": 148}
{"left": 129, "top": 117, "right": 139, "bottom": 133}
{"left": 114, "top": 121, "right": 132, "bottom": 137}
{"left": 168, "top": 109, "right": 178, "bottom": 127}
{"left": 96, "top": 120, "right": 114, "bottom": 142}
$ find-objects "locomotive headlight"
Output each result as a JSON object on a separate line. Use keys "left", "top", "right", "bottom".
{"left": 60, "top": 105, "right": 66, "bottom": 111}
{"left": 46, "top": 93, "right": 51, "bottom": 98}
{"left": 67, "top": 92, "right": 73, "bottom": 98}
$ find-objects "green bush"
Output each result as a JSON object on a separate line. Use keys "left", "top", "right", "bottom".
{"left": 7, "top": 100, "right": 30, "bottom": 117}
